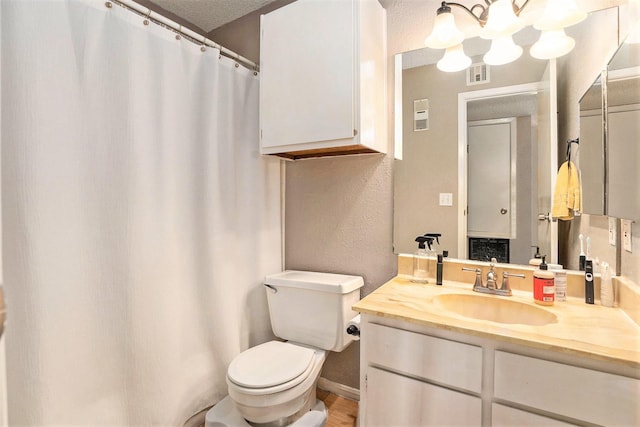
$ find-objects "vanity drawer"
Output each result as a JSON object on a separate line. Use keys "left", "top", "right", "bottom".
{"left": 366, "top": 322, "right": 482, "bottom": 393}
{"left": 367, "top": 366, "right": 481, "bottom": 426}
{"left": 494, "top": 351, "right": 640, "bottom": 426}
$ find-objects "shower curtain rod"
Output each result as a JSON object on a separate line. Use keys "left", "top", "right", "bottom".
{"left": 106, "top": 0, "right": 259, "bottom": 72}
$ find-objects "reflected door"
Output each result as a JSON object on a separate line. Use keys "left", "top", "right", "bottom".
{"left": 467, "top": 119, "right": 515, "bottom": 238}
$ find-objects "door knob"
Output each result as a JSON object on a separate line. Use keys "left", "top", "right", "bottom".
{"left": 538, "top": 213, "right": 551, "bottom": 222}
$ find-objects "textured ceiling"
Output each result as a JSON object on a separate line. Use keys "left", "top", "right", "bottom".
{"left": 144, "top": 0, "right": 628, "bottom": 47}
{"left": 148, "top": 0, "right": 278, "bottom": 32}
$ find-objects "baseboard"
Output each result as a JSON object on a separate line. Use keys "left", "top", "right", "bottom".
{"left": 317, "top": 377, "right": 360, "bottom": 401}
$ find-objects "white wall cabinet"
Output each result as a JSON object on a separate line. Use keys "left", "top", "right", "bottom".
{"left": 359, "top": 315, "right": 640, "bottom": 426}
{"left": 259, "top": 0, "right": 386, "bottom": 159}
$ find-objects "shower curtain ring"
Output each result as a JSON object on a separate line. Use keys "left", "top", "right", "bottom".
{"left": 200, "top": 36, "right": 207, "bottom": 52}
{"left": 175, "top": 25, "right": 182, "bottom": 40}
{"left": 105, "top": 1, "right": 113, "bottom": 8}
{"left": 143, "top": 10, "right": 151, "bottom": 26}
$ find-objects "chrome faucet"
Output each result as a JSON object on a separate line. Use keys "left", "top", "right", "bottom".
{"left": 462, "top": 258, "right": 525, "bottom": 296}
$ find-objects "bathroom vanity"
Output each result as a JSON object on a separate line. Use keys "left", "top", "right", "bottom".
{"left": 354, "top": 261, "right": 640, "bottom": 426}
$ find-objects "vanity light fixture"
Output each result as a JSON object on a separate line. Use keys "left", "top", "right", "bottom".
{"left": 424, "top": 0, "right": 587, "bottom": 71}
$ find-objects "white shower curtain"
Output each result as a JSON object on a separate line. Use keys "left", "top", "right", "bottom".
{"left": 1, "top": 1, "right": 282, "bottom": 425}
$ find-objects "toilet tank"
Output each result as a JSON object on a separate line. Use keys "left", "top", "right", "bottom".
{"left": 264, "top": 270, "right": 364, "bottom": 352}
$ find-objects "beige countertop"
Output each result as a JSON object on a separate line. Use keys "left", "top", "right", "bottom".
{"left": 354, "top": 276, "right": 640, "bottom": 369}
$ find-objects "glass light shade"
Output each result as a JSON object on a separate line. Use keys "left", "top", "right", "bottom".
{"left": 425, "top": 11, "right": 465, "bottom": 49}
{"left": 530, "top": 29, "right": 576, "bottom": 59}
{"left": 625, "top": 24, "right": 640, "bottom": 44}
{"left": 626, "top": 1, "right": 640, "bottom": 43}
{"left": 481, "top": 0, "right": 524, "bottom": 40}
{"left": 534, "top": 0, "right": 587, "bottom": 31}
{"left": 483, "top": 36, "right": 523, "bottom": 65}
{"left": 437, "top": 44, "right": 472, "bottom": 72}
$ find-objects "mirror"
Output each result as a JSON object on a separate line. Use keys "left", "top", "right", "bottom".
{"left": 393, "top": 7, "right": 628, "bottom": 268}
{"left": 606, "top": 39, "right": 640, "bottom": 221}
{"left": 579, "top": 36, "right": 640, "bottom": 221}
{"left": 579, "top": 73, "right": 606, "bottom": 215}
{"left": 393, "top": 28, "right": 556, "bottom": 265}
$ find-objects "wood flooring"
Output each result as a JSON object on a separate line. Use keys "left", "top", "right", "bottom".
{"left": 317, "top": 389, "right": 359, "bottom": 427}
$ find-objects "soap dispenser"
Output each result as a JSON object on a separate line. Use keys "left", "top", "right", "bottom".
{"left": 533, "top": 256, "right": 555, "bottom": 306}
{"left": 412, "top": 236, "right": 432, "bottom": 283}
{"left": 529, "top": 246, "right": 542, "bottom": 267}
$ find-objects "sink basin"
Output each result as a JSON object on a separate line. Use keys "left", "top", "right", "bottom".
{"left": 433, "top": 293, "right": 558, "bottom": 326}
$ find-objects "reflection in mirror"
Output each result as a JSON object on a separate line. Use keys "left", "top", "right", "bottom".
{"left": 606, "top": 40, "right": 640, "bottom": 221}
{"left": 579, "top": 73, "right": 605, "bottom": 216}
{"left": 393, "top": 30, "right": 552, "bottom": 265}
{"left": 393, "top": 7, "right": 629, "bottom": 270}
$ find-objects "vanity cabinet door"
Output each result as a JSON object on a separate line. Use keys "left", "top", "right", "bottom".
{"left": 492, "top": 404, "right": 578, "bottom": 426}
{"left": 494, "top": 351, "right": 640, "bottom": 426}
{"left": 366, "top": 367, "right": 481, "bottom": 426}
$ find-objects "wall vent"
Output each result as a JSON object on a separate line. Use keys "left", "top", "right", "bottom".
{"left": 413, "top": 99, "right": 429, "bottom": 131}
{"left": 467, "top": 63, "right": 490, "bottom": 85}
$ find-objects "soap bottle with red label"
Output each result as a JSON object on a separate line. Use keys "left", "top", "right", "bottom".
{"left": 533, "top": 256, "right": 555, "bottom": 305}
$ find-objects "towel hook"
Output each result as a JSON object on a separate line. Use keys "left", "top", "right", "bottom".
{"left": 566, "top": 137, "right": 579, "bottom": 166}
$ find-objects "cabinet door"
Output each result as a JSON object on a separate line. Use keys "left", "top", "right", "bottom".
{"left": 260, "top": 0, "right": 356, "bottom": 150}
{"left": 365, "top": 367, "right": 481, "bottom": 426}
{"left": 493, "top": 404, "right": 577, "bottom": 426}
{"left": 494, "top": 351, "right": 640, "bottom": 426}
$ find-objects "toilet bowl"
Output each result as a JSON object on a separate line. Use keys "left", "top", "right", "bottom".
{"left": 227, "top": 341, "right": 326, "bottom": 425}
{"left": 205, "top": 395, "right": 327, "bottom": 427}
{"left": 206, "top": 271, "right": 363, "bottom": 427}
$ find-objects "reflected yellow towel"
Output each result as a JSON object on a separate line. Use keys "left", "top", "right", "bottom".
{"left": 552, "top": 161, "right": 582, "bottom": 220}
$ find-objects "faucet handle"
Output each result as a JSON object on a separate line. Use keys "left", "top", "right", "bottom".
{"left": 462, "top": 267, "right": 483, "bottom": 289}
{"left": 500, "top": 272, "right": 525, "bottom": 295}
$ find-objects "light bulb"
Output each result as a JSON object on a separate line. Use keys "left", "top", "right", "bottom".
{"left": 530, "top": 29, "right": 576, "bottom": 59}
{"left": 484, "top": 36, "right": 523, "bottom": 65}
{"left": 534, "top": 0, "right": 587, "bottom": 31}
{"left": 437, "top": 44, "right": 472, "bottom": 72}
{"left": 481, "top": 0, "right": 524, "bottom": 39}
{"left": 425, "top": 9, "right": 465, "bottom": 49}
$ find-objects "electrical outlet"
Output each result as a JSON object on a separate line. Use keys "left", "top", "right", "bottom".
{"left": 608, "top": 217, "right": 617, "bottom": 246}
{"left": 622, "top": 219, "right": 632, "bottom": 253}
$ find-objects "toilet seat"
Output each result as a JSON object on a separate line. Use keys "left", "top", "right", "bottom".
{"left": 227, "top": 341, "right": 315, "bottom": 393}
{"left": 226, "top": 342, "right": 327, "bottom": 424}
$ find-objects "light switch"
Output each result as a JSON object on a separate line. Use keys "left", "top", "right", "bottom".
{"left": 439, "top": 193, "right": 453, "bottom": 206}
{"left": 608, "top": 217, "right": 617, "bottom": 246}
{"left": 622, "top": 219, "right": 632, "bottom": 253}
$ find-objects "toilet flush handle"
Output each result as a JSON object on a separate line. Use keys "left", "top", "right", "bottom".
{"left": 264, "top": 284, "right": 278, "bottom": 293}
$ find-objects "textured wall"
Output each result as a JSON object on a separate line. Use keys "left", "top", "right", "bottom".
{"left": 285, "top": 154, "right": 396, "bottom": 388}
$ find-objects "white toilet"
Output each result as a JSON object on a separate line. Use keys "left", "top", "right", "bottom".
{"left": 205, "top": 270, "right": 364, "bottom": 427}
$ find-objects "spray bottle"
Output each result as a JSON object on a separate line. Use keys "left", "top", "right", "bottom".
{"left": 412, "top": 236, "right": 431, "bottom": 283}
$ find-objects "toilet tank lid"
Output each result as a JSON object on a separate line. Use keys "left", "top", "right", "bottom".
{"left": 265, "top": 270, "right": 364, "bottom": 294}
